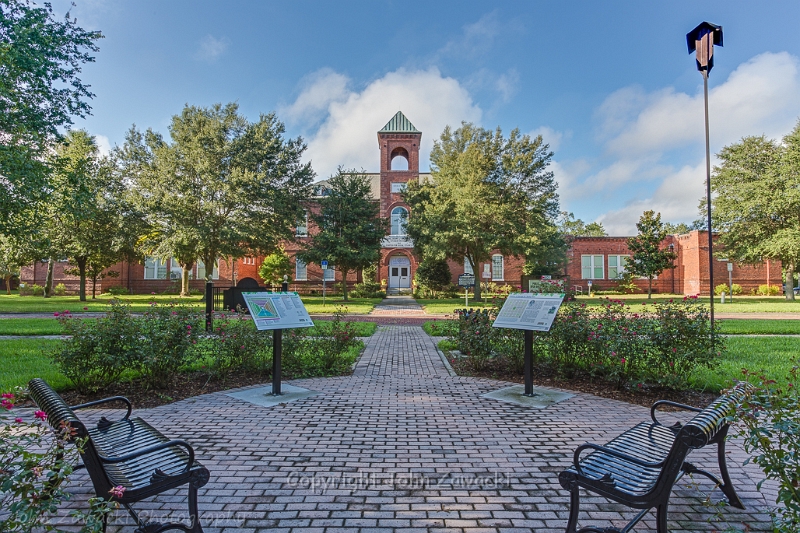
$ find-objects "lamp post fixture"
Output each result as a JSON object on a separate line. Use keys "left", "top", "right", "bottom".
{"left": 687, "top": 21, "right": 723, "bottom": 330}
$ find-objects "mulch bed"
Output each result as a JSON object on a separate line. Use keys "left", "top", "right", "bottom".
{"left": 449, "top": 358, "right": 720, "bottom": 409}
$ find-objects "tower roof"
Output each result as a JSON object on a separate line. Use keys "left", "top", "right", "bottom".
{"left": 379, "top": 111, "right": 420, "bottom": 133}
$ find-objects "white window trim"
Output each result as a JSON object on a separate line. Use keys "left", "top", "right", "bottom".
{"left": 197, "top": 259, "right": 220, "bottom": 280}
{"left": 144, "top": 257, "right": 168, "bottom": 280}
{"left": 581, "top": 254, "right": 604, "bottom": 280}
{"left": 295, "top": 258, "right": 307, "bottom": 281}
{"left": 391, "top": 182, "right": 407, "bottom": 193}
{"left": 491, "top": 255, "right": 504, "bottom": 281}
{"left": 464, "top": 257, "right": 474, "bottom": 275}
{"left": 608, "top": 255, "right": 629, "bottom": 280}
{"left": 323, "top": 264, "right": 335, "bottom": 281}
{"left": 296, "top": 210, "right": 308, "bottom": 237}
{"left": 390, "top": 207, "right": 408, "bottom": 236}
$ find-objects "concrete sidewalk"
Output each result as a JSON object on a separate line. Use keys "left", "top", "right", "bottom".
{"left": 53, "top": 325, "right": 773, "bottom": 532}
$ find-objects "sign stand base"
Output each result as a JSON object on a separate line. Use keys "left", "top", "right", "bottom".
{"left": 523, "top": 330, "right": 538, "bottom": 397}
{"left": 272, "top": 329, "right": 282, "bottom": 395}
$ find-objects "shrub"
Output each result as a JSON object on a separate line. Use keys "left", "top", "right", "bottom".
{"left": 206, "top": 311, "right": 272, "bottom": 378}
{"left": 757, "top": 284, "right": 782, "bottom": 296}
{"left": 454, "top": 308, "right": 497, "bottom": 368}
{"left": 736, "top": 367, "right": 800, "bottom": 532}
{"left": 284, "top": 308, "right": 360, "bottom": 377}
{"left": 350, "top": 281, "right": 385, "bottom": 299}
{"left": 52, "top": 303, "right": 140, "bottom": 393}
{"left": 415, "top": 258, "right": 452, "bottom": 295}
{"left": 53, "top": 283, "right": 67, "bottom": 296}
{"left": 18, "top": 284, "right": 33, "bottom": 296}
{"left": 135, "top": 303, "right": 202, "bottom": 389}
{"left": 715, "top": 283, "right": 742, "bottom": 295}
{"left": 105, "top": 286, "right": 129, "bottom": 295}
{"left": 31, "top": 284, "right": 44, "bottom": 296}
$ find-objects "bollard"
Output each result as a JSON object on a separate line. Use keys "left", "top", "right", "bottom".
{"left": 721, "top": 292, "right": 725, "bottom": 304}
{"left": 205, "top": 281, "right": 213, "bottom": 331}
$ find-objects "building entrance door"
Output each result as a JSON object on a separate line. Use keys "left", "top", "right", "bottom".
{"left": 388, "top": 256, "right": 411, "bottom": 291}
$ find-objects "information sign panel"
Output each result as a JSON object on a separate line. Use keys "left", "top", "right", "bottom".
{"left": 241, "top": 292, "right": 314, "bottom": 331}
{"left": 458, "top": 274, "right": 476, "bottom": 288}
{"left": 492, "top": 292, "right": 564, "bottom": 332}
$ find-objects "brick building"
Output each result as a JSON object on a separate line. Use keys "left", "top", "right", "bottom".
{"left": 20, "top": 112, "right": 781, "bottom": 297}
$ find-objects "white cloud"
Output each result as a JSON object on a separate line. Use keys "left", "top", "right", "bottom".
{"left": 195, "top": 35, "right": 228, "bottom": 62}
{"left": 529, "top": 126, "right": 567, "bottom": 152}
{"left": 565, "top": 52, "right": 800, "bottom": 234}
{"left": 596, "top": 162, "right": 706, "bottom": 235}
{"left": 95, "top": 134, "right": 112, "bottom": 156}
{"left": 287, "top": 67, "right": 482, "bottom": 178}
{"left": 435, "top": 12, "right": 502, "bottom": 61}
{"left": 601, "top": 52, "right": 800, "bottom": 156}
{"left": 280, "top": 69, "right": 350, "bottom": 128}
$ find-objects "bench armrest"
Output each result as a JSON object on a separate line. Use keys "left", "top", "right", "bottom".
{"left": 573, "top": 443, "right": 664, "bottom": 477}
{"left": 98, "top": 439, "right": 195, "bottom": 473}
{"left": 650, "top": 400, "right": 701, "bottom": 425}
{"left": 71, "top": 396, "right": 133, "bottom": 421}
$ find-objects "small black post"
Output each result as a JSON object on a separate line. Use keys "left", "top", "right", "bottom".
{"left": 272, "top": 329, "right": 282, "bottom": 395}
{"left": 523, "top": 330, "right": 533, "bottom": 396}
{"left": 281, "top": 275, "right": 289, "bottom": 292}
{"left": 205, "top": 281, "right": 213, "bottom": 332}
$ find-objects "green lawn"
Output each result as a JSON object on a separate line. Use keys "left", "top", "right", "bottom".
{"left": 575, "top": 294, "right": 800, "bottom": 313}
{"left": 718, "top": 319, "right": 800, "bottom": 335}
{"left": 0, "top": 339, "right": 68, "bottom": 391}
{"left": 417, "top": 298, "right": 495, "bottom": 315}
{"left": 299, "top": 296, "right": 382, "bottom": 315}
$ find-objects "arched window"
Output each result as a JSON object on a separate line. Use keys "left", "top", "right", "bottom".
{"left": 390, "top": 147, "right": 410, "bottom": 171}
{"left": 391, "top": 207, "right": 408, "bottom": 235}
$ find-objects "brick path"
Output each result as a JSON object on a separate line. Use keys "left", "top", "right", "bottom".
{"left": 55, "top": 325, "right": 773, "bottom": 533}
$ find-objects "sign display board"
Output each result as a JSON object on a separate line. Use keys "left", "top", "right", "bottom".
{"left": 458, "top": 274, "right": 476, "bottom": 288}
{"left": 528, "top": 278, "right": 565, "bottom": 293}
{"left": 241, "top": 292, "right": 314, "bottom": 331}
{"left": 492, "top": 292, "right": 565, "bottom": 332}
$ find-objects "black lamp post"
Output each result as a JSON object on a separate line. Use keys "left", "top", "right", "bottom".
{"left": 687, "top": 21, "right": 723, "bottom": 329}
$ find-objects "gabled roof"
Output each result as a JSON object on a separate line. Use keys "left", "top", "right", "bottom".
{"left": 379, "top": 111, "right": 420, "bottom": 133}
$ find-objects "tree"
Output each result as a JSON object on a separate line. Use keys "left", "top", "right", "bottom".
{"left": 258, "top": 246, "right": 292, "bottom": 288}
{"left": 523, "top": 224, "right": 568, "bottom": 278}
{"left": 711, "top": 129, "right": 800, "bottom": 301}
{"left": 626, "top": 211, "right": 676, "bottom": 298}
{"left": 404, "top": 123, "right": 558, "bottom": 298}
{"left": 558, "top": 211, "right": 607, "bottom": 236}
{"left": 298, "top": 168, "right": 387, "bottom": 301}
{"left": 0, "top": 0, "right": 101, "bottom": 232}
{"left": 119, "top": 103, "right": 313, "bottom": 296}
{"left": 415, "top": 257, "right": 452, "bottom": 294}
{"left": 44, "top": 130, "right": 128, "bottom": 301}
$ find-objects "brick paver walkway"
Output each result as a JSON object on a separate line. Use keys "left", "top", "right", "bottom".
{"left": 55, "top": 326, "right": 773, "bottom": 533}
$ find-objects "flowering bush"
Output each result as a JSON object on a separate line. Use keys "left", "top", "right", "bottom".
{"left": 1, "top": 390, "right": 115, "bottom": 532}
{"left": 454, "top": 308, "right": 498, "bottom": 369}
{"left": 736, "top": 367, "right": 800, "bottom": 532}
{"left": 206, "top": 310, "right": 273, "bottom": 378}
{"left": 283, "top": 308, "right": 361, "bottom": 377}
{"left": 136, "top": 303, "right": 202, "bottom": 389}
{"left": 52, "top": 303, "right": 140, "bottom": 393}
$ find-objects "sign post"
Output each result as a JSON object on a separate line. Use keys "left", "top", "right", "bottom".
{"left": 458, "top": 273, "right": 475, "bottom": 307}
{"left": 241, "top": 292, "right": 314, "bottom": 395}
{"left": 493, "top": 292, "right": 565, "bottom": 396}
{"left": 321, "top": 260, "right": 328, "bottom": 306}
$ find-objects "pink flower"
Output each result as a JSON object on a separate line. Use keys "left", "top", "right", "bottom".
{"left": 1, "top": 393, "right": 13, "bottom": 399}
{"left": 186, "top": 325, "right": 192, "bottom": 330}
{"left": 14, "top": 417, "right": 23, "bottom": 423}
{"left": 83, "top": 307, "right": 88, "bottom": 310}
{"left": 240, "top": 345, "right": 245, "bottom": 349}
{"left": 34, "top": 410, "right": 47, "bottom": 420}
{"left": 2, "top": 399, "right": 14, "bottom": 409}
{"left": 620, "top": 358, "right": 626, "bottom": 364}
{"left": 109, "top": 486, "right": 126, "bottom": 498}
{"left": 54, "top": 312, "right": 60, "bottom": 317}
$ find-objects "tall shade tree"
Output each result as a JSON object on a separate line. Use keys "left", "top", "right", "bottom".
{"left": 626, "top": 210, "right": 677, "bottom": 299}
{"left": 45, "top": 130, "right": 128, "bottom": 301}
{"left": 558, "top": 211, "right": 607, "bottom": 237}
{"left": 711, "top": 129, "right": 800, "bottom": 301}
{"left": 0, "top": 0, "right": 101, "bottom": 232}
{"left": 118, "top": 103, "right": 314, "bottom": 296}
{"left": 404, "top": 123, "right": 558, "bottom": 298}
{"left": 298, "top": 168, "right": 387, "bottom": 301}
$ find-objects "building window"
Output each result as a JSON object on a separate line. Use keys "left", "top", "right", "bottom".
{"left": 581, "top": 255, "right": 604, "bottom": 279}
{"left": 391, "top": 182, "right": 406, "bottom": 193}
{"left": 608, "top": 255, "right": 628, "bottom": 279}
{"left": 197, "top": 259, "right": 219, "bottom": 280}
{"left": 492, "top": 255, "right": 504, "bottom": 281}
{"left": 391, "top": 207, "right": 408, "bottom": 236}
{"left": 144, "top": 257, "right": 167, "bottom": 280}
{"left": 296, "top": 210, "right": 308, "bottom": 237}
{"left": 242, "top": 257, "right": 255, "bottom": 265}
{"left": 295, "top": 258, "right": 307, "bottom": 281}
{"left": 323, "top": 264, "right": 335, "bottom": 281}
{"left": 464, "top": 258, "right": 474, "bottom": 275}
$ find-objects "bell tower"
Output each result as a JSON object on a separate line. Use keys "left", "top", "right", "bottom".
{"left": 377, "top": 111, "right": 421, "bottom": 216}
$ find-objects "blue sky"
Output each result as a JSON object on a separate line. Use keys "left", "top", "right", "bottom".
{"left": 54, "top": 0, "right": 800, "bottom": 234}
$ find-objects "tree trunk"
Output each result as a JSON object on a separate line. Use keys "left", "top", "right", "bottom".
{"left": 181, "top": 264, "right": 192, "bottom": 297}
{"left": 77, "top": 257, "right": 87, "bottom": 302}
{"left": 647, "top": 276, "right": 653, "bottom": 299}
{"left": 786, "top": 262, "right": 795, "bottom": 301}
{"left": 341, "top": 269, "right": 349, "bottom": 301}
{"left": 4, "top": 274, "right": 11, "bottom": 295}
{"left": 44, "top": 259, "right": 54, "bottom": 298}
{"left": 91, "top": 275, "right": 98, "bottom": 299}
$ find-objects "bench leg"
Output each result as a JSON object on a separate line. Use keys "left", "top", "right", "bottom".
{"left": 188, "top": 480, "right": 204, "bottom": 533}
{"left": 565, "top": 488, "right": 580, "bottom": 533}
{"left": 656, "top": 503, "right": 668, "bottom": 533}
{"left": 715, "top": 432, "right": 744, "bottom": 509}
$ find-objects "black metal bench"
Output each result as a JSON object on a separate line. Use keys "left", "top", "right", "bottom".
{"left": 28, "top": 378, "right": 210, "bottom": 533}
{"left": 558, "top": 382, "right": 751, "bottom": 533}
